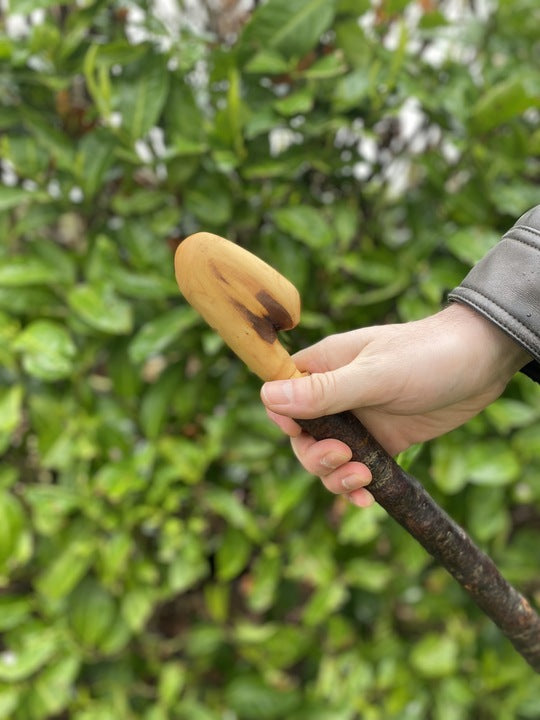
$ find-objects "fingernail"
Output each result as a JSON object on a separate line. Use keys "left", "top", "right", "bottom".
{"left": 348, "top": 489, "right": 375, "bottom": 508}
{"left": 342, "top": 474, "right": 369, "bottom": 491}
{"left": 321, "top": 452, "right": 350, "bottom": 470}
{"left": 262, "top": 381, "right": 293, "bottom": 406}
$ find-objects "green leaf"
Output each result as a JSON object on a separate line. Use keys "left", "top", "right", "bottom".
{"left": 300, "top": 51, "right": 347, "bottom": 79}
{"left": 464, "top": 440, "right": 521, "bottom": 487}
{"left": 184, "top": 174, "right": 233, "bottom": 226}
{"left": 129, "top": 307, "right": 198, "bottom": 363}
{"left": 272, "top": 206, "right": 333, "bottom": 248}
{"left": 68, "top": 578, "right": 119, "bottom": 650}
{"left": 303, "top": 582, "right": 348, "bottom": 625}
{"left": 332, "top": 68, "right": 371, "bottom": 110}
{"left": 204, "top": 582, "right": 230, "bottom": 623}
{"left": 23, "top": 485, "right": 80, "bottom": 536}
{"left": 0, "top": 186, "right": 48, "bottom": 212}
{"left": 158, "top": 437, "right": 210, "bottom": 485}
{"left": 244, "top": 49, "right": 291, "bottom": 74}
{"left": 431, "top": 436, "right": 469, "bottom": 494}
{"left": 236, "top": 622, "right": 311, "bottom": 669}
{"left": 110, "top": 268, "right": 179, "bottom": 300}
{"left": 206, "top": 487, "right": 261, "bottom": 540}
{"left": 335, "top": 18, "right": 372, "bottom": 68}
{"left": 93, "top": 459, "right": 146, "bottom": 502}
{"left": 274, "top": 87, "right": 314, "bottom": 116}
{"left": 14, "top": 320, "right": 76, "bottom": 381}
{"left": 467, "top": 487, "right": 509, "bottom": 542}
{"left": 0, "top": 490, "right": 26, "bottom": 570}
{"left": 158, "top": 662, "right": 187, "bottom": 708}
{"left": 485, "top": 398, "right": 538, "bottom": 433}
{"left": 77, "top": 129, "right": 116, "bottom": 199}
{"left": 0, "top": 628, "right": 59, "bottom": 682}
{"left": 470, "top": 73, "right": 540, "bottom": 132}
{"left": 446, "top": 227, "right": 500, "bottom": 266}
{"left": 3, "top": 135, "right": 50, "bottom": 177}
{"left": 215, "top": 527, "right": 252, "bottom": 581}
{"left": 68, "top": 283, "right": 133, "bottom": 335}
{"left": 226, "top": 676, "right": 301, "bottom": 720}
{"left": 344, "top": 559, "right": 393, "bottom": 592}
{"left": 241, "top": 0, "right": 336, "bottom": 59}
{"left": 30, "top": 656, "right": 80, "bottom": 717}
{"left": 0, "top": 687, "right": 19, "bottom": 719}
{"left": 11, "top": 0, "right": 60, "bottom": 11}
{"left": 111, "top": 189, "right": 173, "bottom": 217}
{"left": 490, "top": 181, "right": 540, "bottom": 218}
{"left": 434, "top": 434, "right": 522, "bottom": 491}
{"left": 35, "top": 533, "right": 96, "bottom": 600}
{"left": 0, "top": 257, "right": 67, "bottom": 287}
{"left": 0, "top": 596, "right": 31, "bottom": 631}
{"left": 115, "top": 54, "right": 170, "bottom": 140}
{"left": 167, "top": 540, "right": 209, "bottom": 593}
{"left": 122, "top": 587, "right": 157, "bottom": 632}
{"left": 0, "top": 385, "right": 23, "bottom": 448}
{"left": 411, "top": 634, "right": 459, "bottom": 678}
{"left": 139, "top": 367, "right": 179, "bottom": 439}
{"left": 246, "top": 545, "right": 282, "bottom": 613}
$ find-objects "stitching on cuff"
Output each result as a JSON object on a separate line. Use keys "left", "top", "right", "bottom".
{"left": 450, "top": 289, "right": 538, "bottom": 359}
{"left": 503, "top": 227, "right": 540, "bottom": 246}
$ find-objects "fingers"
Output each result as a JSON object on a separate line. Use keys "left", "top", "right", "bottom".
{"left": 265, "top": 402, "right": 374, "bottom": 508}
{"left": 290, "top": 433, "right": 352, "bottom": 474}
{"left": 292, "top": 329, "right": 375, "bottom": 374}
{"left": 261, "top": 363, "right": 367, "bottom": 419}
{"left": 290, "top": 433, "right": 374, "bottom": 506}
{"left": 265, "top": 408, "right": 301, "bottom": 437}
{"left": 261, "top": 333, "right": 397, "bottom": 420}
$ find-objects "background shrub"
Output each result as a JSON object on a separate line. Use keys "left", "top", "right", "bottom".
{"left": 1, "top": 1, "right": 540, "bottom": 718}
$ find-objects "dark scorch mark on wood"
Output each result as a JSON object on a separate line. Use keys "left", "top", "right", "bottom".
{"left": 209, "top": 261, "right": 230, "bottom": 286}
{"left": 233, "top": 290, "right": 294, "bottom": 344}
{"left": 256, "top": 290, "right": 295, "bottom": 331}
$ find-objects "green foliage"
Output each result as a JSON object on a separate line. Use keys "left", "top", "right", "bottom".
{"left": 1, "top": 0, "right": 540, "bottom": 718}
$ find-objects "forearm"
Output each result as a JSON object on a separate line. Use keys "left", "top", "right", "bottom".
{"left": 448, "top": 205, "right": 540, "bottom": 383}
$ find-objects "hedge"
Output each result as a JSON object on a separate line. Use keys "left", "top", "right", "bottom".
{"left": 1, "top": 1, "right": 540, "bottom": 718}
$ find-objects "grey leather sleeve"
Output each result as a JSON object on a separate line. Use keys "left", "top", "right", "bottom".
{"left": 448, "top": 205, "right": 540, "bottom": 383}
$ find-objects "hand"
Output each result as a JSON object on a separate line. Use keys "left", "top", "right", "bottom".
{"left": 261, "top": 303, "right": 531, "bottom": 507}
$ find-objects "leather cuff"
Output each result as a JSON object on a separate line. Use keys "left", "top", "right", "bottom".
{"left": 448, "top": 205, "right": 540, "bottom": 383}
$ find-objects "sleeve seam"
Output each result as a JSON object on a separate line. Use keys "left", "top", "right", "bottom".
{"left": 449, "top": 289, "right": 539, "bottom": 360}
{"left": 503, "top": 226, "right": 540, "bottom": 246}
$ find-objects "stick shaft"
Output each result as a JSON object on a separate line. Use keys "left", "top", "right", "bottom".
{"left": 298, "top": 412, "right": 540, "bottom": 672}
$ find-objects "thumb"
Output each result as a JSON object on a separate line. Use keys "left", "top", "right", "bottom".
{"left": 261, "top": 362, "right": 374, "bottom": 419}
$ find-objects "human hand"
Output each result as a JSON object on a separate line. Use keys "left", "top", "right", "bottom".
{"left": 261, "top": 303, "right": 531, "bottom": 507}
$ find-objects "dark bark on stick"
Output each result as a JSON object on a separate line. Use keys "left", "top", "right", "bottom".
{"left": 297, "top": 411, "right": 540, "bottom": 673}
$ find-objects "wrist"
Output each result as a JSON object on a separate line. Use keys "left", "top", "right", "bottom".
{"left": 445, "top": 301, "right": 532, "bottom": 377}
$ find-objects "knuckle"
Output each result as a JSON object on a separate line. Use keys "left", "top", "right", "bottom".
{"left": 309, "top": 372, "right": 337, "bottom": 416}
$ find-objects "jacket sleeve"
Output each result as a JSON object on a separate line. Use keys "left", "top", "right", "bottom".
{"left": 448, "top": 205, "right": 540, "bottom": 383}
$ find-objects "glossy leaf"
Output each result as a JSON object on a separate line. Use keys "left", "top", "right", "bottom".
{"left": 115, "top": 54, "right": 170, "bottom": 141}
{"left": 2, "top": 2, "right": 540, "bottom": 716}
{"left": 411, "top": 634, "right": 459, "bottom": 678}
{"left": 241, "top": 0, "right": 336, "bottom": 59}
{"left": 0, "top": 628, "right": 59, "bottom": 682}
{"left": 129, "top": 307, "right": 198, "bottom": 363}
{"left": 14, "top": 321, "right": 76, "bottom": 381}
{"left": 68, "top": 284, "right": 133, "bottom": 335}
{"left": 471, "top": 73, "right": 540, "bottom": 132}
{"left": 272, "top": 206, "right": 333, "bottom": 248}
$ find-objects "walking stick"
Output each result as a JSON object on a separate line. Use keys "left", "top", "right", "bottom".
{"left": 174, "top": 231, "right": 540, "bottom": 672}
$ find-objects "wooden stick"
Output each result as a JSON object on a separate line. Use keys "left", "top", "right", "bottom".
{"left": 299, "top": 413, "right": 540, "bottom": 672}
{"left": 175, "top": 232, "right": 540, "bottom": 672}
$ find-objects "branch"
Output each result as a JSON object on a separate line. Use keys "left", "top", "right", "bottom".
{"left": 298, "top": 412, "right": 540, "bottom": 672}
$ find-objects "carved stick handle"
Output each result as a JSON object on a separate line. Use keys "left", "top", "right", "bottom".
{"left": 298, "top": 412, "right": 540, "bottom": 672}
